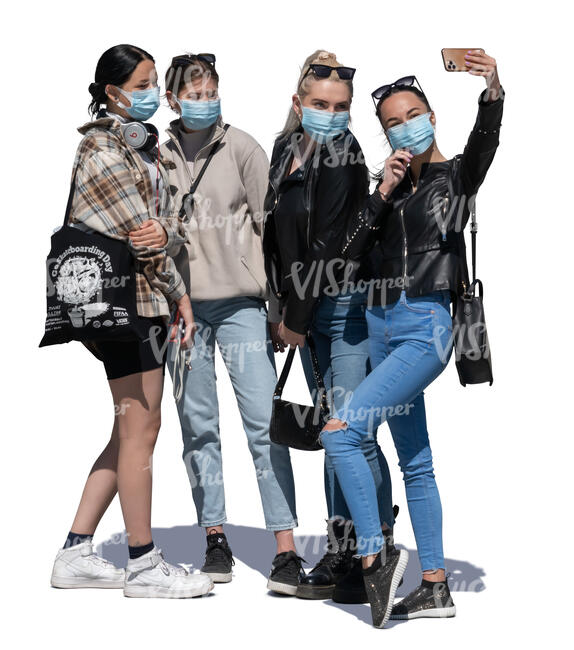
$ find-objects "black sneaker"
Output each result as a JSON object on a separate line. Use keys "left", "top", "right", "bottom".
{"left": 390, "top": 579, "right": 456, "bottom": 620}
{"left": 333, "top": 508, "right": 401, "bottom": 605}
{"left": 201, "top": 532, "right": 234, "bottom": 583}
{"left": 296, "top": 518, "right": 355, "bottom": 600}
{"left": 362, "top": 547, "right": 409, "bottom": 628}
{"left": 267, "top": 551, "right": 306, "bottom": 596}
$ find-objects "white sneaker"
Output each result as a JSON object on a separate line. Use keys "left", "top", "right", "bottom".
{"left": 124, "top": 547, "right": 214, "bottom": 599}
{"left": 51, "top": 540, "right": 125, "bottom": 589}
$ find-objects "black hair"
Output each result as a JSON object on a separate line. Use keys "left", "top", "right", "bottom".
{"left": 371, "top": 86, "right": 433, "bottom": 182}
{"left": 375, "top": 85, "right": 432, "bottom": 123}
{"left": 88, "top": 44, "right": 155, "bottom": 116}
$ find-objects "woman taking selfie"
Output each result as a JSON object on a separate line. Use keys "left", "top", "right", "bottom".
{"left": 49, "top": 44, "right": 213, "bottom": 599}
{"left": 318, "top": 50, "right": 504, "bottom": 627}
{"left": 262, "top": 50, "right": 395, "bottom": 600}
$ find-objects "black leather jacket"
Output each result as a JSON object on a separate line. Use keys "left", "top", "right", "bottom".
{"left": 343, "top": 88, "right": 504, "bottom": 306}
{"left": 262, "top": 125, "right": 370, "bottom": 334}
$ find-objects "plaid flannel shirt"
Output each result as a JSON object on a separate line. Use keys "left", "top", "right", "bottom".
{"left": 68, "top": 116, "right": 188, "bottom": 318}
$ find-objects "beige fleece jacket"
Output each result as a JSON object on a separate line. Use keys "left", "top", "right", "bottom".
{"left": 160, "top": 114, "right": 281, "bottom": 321}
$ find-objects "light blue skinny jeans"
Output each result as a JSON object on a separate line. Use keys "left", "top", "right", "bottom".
{"left": 319, "top": 289, "right": 453, "bottom": 567}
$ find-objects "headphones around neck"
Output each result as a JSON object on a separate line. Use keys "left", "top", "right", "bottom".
{"left": 120, "top": 121, "right": 159, "bottom": 152}
{"left": 97, "top": 109, "right": 159, "bottom": 152}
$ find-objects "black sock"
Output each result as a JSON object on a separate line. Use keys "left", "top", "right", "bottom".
{"left": 64, "top": 531, "right": 93, "bottom": 549}
{"left": 128, "top": 541, "right": 155, "bottom": 560}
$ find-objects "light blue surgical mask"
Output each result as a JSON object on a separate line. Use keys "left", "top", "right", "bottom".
{"left": 300, "top": 104, "right": 349, "bottom": 143}
{"left": 177, "top": 98, "right": 221, "bottom": 131}
{"left": 117, "top": 85, "right": 160, "bottom": 121}
{"left": 386, "top": 112, "right": 435, "bottom": 155}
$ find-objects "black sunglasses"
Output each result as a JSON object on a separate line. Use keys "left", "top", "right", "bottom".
{"left": 371, "top": 75, "right": 424, "bottom": 108}
{"left": 303, "top": 63, "right": 356, "bottom": 81}
{"left": 171, "top": 53, "right": 216, "bottom": 68}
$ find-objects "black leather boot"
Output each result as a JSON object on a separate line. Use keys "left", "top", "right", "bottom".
{"left": 295, "top": 518, "right": 356, "bottom": 599}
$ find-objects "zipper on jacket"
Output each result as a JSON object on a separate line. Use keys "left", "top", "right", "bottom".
{"left": 303, "top": 156, "right": 314, "bottom": 248}
{"left": 400, "top": 202, "right": 408, "bottom": 289}
{"left": 441, "top": 195, "right": 449, "bottom": 242}
{"left": 269, "top": 178, "right": 279, "bottom": 210}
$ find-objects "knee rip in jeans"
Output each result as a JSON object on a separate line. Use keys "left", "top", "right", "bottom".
{"left": 321, "top": 417, "right": 348, "bottom": 433}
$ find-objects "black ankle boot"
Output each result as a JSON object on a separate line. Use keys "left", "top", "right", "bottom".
{"left": 295, "top": 518, "right": 356, "bottom": 600}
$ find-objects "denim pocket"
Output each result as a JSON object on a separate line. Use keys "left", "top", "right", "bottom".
{"left": 403, "top": 290, "right": 450, "bottom": 315}
{"left": 403, "top": 300, "right": 436, "bottom": 315}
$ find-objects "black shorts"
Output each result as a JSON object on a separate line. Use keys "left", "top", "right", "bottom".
{"left": 83, "top": 317, "right": 168, "bottom": 380}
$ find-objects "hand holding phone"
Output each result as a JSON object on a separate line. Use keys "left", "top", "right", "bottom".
{"left": 441, "top": 48, "right": 485, "bottom": 71}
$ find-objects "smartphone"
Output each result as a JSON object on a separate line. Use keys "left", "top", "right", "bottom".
{"left": 441, "top": 48, "right": 484, "bottom": 72}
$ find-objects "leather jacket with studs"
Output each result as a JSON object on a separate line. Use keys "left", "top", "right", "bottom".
{"left": 342, "top": 88, "right": 504, "bottom": 307}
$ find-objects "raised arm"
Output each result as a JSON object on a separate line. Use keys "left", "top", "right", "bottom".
{"left": 459, "top": 50, "right": 504, "bottom": 199}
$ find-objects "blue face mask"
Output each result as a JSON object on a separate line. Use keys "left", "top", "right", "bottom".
{"left": 300, "top": 105, "right": 349, "bottom": 143}
{"left": 117, "top": 86, "right": 160, "bottom": 121}
{"left": 177, "top": 98, "right": 221, "bottom": 131}
{"left": 386, "top": 112, "right": 435, "bottom": 155}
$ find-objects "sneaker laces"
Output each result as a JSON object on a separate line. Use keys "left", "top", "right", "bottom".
{"left": 312, "top": 531, "right": 354, "bottom": 572}
{"left": 272, "top": 552, "right": 305, "bottom": 577}
{"left": 205, "top": 538, "right": 235, "bottom": 567}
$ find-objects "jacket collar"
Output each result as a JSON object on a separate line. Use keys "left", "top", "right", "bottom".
{"left": 77, "top": 115, "right": 121, "bottom": 136}
{"left": 269, "top": 124, "right": 350, "bottom": 191}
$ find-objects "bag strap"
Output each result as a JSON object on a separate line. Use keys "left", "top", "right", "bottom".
{"left": 470, "top": 202, "right": 477, "bottom": 283}
{"left": 62, "top": 166, "right": 80, "bottom": 227}
{"left": 448, "top": 156, "right": 477, "bottom": 294}
{"left": 189, "top": 123, "right": 229, "bottom": 195}
{"left": 273, "top": 333, "right": 327, "bottom": 411}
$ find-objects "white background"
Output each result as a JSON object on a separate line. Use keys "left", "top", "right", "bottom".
{"left": 1, "top": 0, "right": 571, "bottom": 647}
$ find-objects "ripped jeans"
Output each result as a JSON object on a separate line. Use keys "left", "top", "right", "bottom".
{"left": 319, "top": 290, "right": 453, "bottom": 567}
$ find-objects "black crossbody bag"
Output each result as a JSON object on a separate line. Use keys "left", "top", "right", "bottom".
{"left": 452, "top": 195, "right": 494, "bottom": 387}
{"left": 269, "top": 334, "right": 330, "bottom": 451}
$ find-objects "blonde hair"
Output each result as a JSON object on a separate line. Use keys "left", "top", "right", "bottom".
{"left": 277, "top": 49, "right": 354, "bottom": 140}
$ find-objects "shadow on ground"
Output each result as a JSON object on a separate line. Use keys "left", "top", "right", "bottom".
{"left": 98, "top": 523, "right": 485, "bottom": 599}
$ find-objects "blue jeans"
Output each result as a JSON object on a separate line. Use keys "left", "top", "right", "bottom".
{"left": 299, "top": 290, "right": 395, "bottom": 529}
{"left": 319, "top": 290, "right": 453, "bottom": 566}
{"left": 166, "top": 296, "right": 298, "bottom": 531}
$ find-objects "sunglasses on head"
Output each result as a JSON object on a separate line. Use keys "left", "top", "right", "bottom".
{"left": 371, "top": 75, "right": 424, "bottom": 108}
{"left": 303, "top": 63, "right": 356, "bottom": 81}
{"left": 171, "top": 53, "right": 216, "bottom": 68}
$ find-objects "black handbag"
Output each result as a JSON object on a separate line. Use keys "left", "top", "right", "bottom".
{"left": 39, "top": 169, "right": 150, "bottom": 347}
{"left": 178, "top": 123, "right": 229, "bottom": 221}
{"left": 453, "top": 202, "right": 494, "bottom": 386}
{"left": 270, "top": 334, "right": 330, "bottom": 451}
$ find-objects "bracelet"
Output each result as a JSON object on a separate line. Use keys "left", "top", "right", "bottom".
{"left": 379, "top": 187, "right": 391, "bottom": 202}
